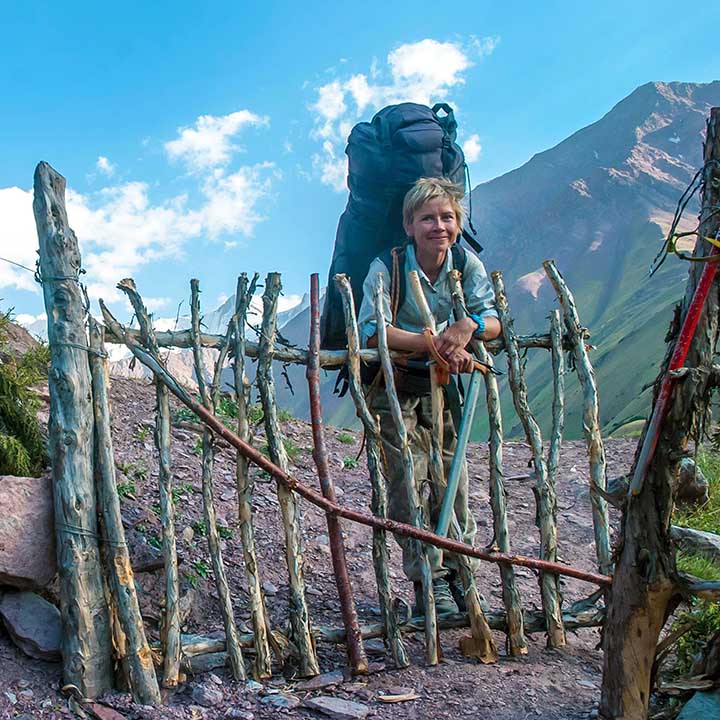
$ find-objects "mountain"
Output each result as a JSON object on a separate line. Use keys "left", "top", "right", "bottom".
{"left": 468, "top": 80, "right": 720, "bottom": 439}
{"left": 276, "top": 81, "right": 720, "bottom": 439}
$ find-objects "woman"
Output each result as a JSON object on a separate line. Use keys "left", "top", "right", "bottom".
{"left": 357, "top": 176, "right": 500, "bottom": 614}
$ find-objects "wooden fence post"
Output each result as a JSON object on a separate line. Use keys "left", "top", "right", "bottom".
{"left": 492, "top": 272, "right": 565, "bottom": 649}
{"left": 117, "top": 279, "right": 182, "bottom": 687}
{"left": 88, "top": 318, "right": 161, "bottom": 704}
{"left": 543, "top": 260, "right": 611, "bottom": 575}
{"left": 33, "top": 161, "right": 114, "bottom": 697}
{"left": 256, "top": 273, "right": 320, "bottom": 677}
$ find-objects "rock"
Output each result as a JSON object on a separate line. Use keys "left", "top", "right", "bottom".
{"left": 363, "top": 638, "right": 386, "bottom": 655}
{"left": 677, "top": 459, "right": 710, "bottom": 505}
{"left": 0, "top": 475, "right": 56, "bottom": 589}
{"left": 0, "top": 591, "right": 61, "bottom": 661}
{"left": 677, "top": 689, "right": 720, "bottom": 720}
{"left": 225, "top": 710, "right": 254, "bottom": 720}
{"left": 303, "top": 696, "right": 371, "bottom": 720}
{"left": 261, "top": 581, "right": 278, "bottom": 596}
{"left": 671, "top": 525, "right": 720, "bottom": 561}
{"left": 259, "top": 693, "right": 300, "bottom": 710}
{"left": 245, "top": 680, "right": 263, "bottom": 693}
{"left": 182, "top": 526, "right": 195, "bottom": 544}
{"left": 296, "top": 670, "right": 344, "bottom": 691}
{"left": 192, "top": 683, "right": 224, "bottom": 707}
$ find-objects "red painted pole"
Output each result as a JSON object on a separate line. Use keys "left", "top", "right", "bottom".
{"left": 629, "top": 231, "right": 720, "bottom": 495}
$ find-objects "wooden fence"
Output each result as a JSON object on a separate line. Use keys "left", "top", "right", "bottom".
{"left": 34, "top": 161, "right": 612, "bottom": 705}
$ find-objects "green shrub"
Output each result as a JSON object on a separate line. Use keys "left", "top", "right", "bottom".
{"left": 337, "top": 432, "right": 355, "bottom": 445}
{"left": 343, "top": 456, "right": 359, "bottom": 470}
{"left": 0, "top": 310, "right": 48, "bottom": 476}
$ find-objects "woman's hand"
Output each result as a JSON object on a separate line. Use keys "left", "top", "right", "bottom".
{"left": 434, "top": 316, "right": 477, "bottom": 357}
{"left": 444, "top": 347, "right": 475, "bottom": 375}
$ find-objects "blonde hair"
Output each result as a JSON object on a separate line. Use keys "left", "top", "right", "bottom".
{"left": 402, "top": 176, "right": 466, "bottom": 230}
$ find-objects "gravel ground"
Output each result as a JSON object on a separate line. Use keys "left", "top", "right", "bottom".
{"left": 0, "top": 377, "right": 635, "bottom": 720}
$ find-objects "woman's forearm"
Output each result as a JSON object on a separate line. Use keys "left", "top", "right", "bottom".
{"left": 366, "top": 326, "right": 427, "bottom": 352}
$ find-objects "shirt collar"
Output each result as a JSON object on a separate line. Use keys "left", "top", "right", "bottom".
{"left": 406, "top": 243, "right": 453, "bottom": 287}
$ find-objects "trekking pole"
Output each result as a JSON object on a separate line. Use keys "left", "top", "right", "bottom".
{"left": 628, "top": 226, "right": 720, "bottom": 496}
{"left": 436, "top": 369, "right": 483, "bottom": 537}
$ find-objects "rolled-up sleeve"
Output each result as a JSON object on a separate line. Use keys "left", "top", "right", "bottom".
{"left": 462, "top": 253, "right": 498, "bottom": 319}
{"left": 357, "top": 259, "right": 393, "bottom": 347}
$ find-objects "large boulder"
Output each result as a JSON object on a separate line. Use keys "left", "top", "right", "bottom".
{"left": 0, "top": 591, "right": 62, "bottom": 661}
{"left": 0, "top": 475, "right": 56, "bottom": 588}
{"left": 671, "top": 526, "right": 720, "bottom": 562}
{"left": 676, "top": 458, "right": 710, "bottom": 505}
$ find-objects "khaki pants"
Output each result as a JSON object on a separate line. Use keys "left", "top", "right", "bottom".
{"left": 368, "top": 376, "right": 478, "bottom": 582}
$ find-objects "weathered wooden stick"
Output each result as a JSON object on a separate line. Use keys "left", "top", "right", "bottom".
{"left": 408, "top": 270, "right": 497, "bottom": 663}
{"left": 33, "top": 161, "right": 114, "bottom": 697}
{"left": 116, "top": 279, "right": 182, "bottom": 688}
{"left": 190, "top": 280, "right": 246, "bottom": 681}
{"left": 256, "top": 273, "right": 319, "bottom": 677}
{"left": 105, "top": 326, "right": 566, "bottom": 360}
{"left": 160, "top": 600, "right": 604, "bottom": 662}
{"left": 99, "top": 302, "right": 612, "bottom": 587}
{"left": 447, "top": 271, "right": 527, "bottom": 657}
{"left": 374, "top": 277, "right": 439, "bottom": 666}
{"left": 335, "top": 274, "right": 409, "bottom": 669}
{"left": 448, "top": 270, "right": 525, "bottom": 657}
{"left": 307, "top": 274, "right": 368, "bottom": 674}
{"left": 547, "top": 310, "right": 565, "bottom": 485}
{"left": 407, "top": 271, "right": 445, "bottom": 480}
{"left": 88, "top": 319, "right": 161, "bottom": 704}
{"left": 231, "top": 273, "right": 273, "bottom": 679}
{"left": 543, "top": 260, "right": 611, "bottom": 575}
{"left": 492, "top": 271, "right": 565, "bottom": 649}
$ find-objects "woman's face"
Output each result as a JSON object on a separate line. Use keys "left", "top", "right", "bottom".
{"left": 404, "top": 197, "right": 459, "bottom": 257}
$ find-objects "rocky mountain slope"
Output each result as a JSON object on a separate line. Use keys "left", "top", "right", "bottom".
{"left": 469, "top": 80, "right": 720, "bottom": 438}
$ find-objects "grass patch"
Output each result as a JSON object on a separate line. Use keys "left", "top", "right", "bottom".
{"left": 669, "top": 448, "right": 720, "bottom": 678}
{"left": 337, "top": 432, "right": 355, "bottom": 445}
{"left": 342, "top": 456, "right": 359, "bottom": 470}
{"left": 676, "top": 551, "right": 720, "bottom": 581}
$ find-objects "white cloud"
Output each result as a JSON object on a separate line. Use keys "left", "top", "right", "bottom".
{"left": 471, "top": 35, "right": 500, "bottom": 57}
{"left": 165, "top": 110, "right": 269, "bottom": 170}
{"left": 199, "top": 163, "right": 272, "bottom": 239}
{"left": 310, "top": 37, "right": 488, "bottom": 191}
{"left": 463, "top": 134, "right": 482, "bottom": 163}
{"left": 0, "top": 186, "right": 40, "bottom": 293}
{"left": 0, "top": 164, "right": 275, "bottom": 306}
{"left": 96, "top": 156, "right": 116, "bottom": 177}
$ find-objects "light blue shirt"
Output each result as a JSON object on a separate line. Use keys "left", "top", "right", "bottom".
{"left": 357, "top": 243, "right": 498, "bottom": 347}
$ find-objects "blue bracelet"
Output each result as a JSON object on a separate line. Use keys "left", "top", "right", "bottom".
{"left": 468, "top": 313, "right": 485, "bottom": 337}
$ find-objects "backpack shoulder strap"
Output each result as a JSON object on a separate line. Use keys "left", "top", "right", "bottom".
{"left": 378, "top": 245, "right": 407, "bottom": 325}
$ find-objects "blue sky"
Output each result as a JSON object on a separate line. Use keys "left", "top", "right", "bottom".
{"left": 1, "top": 1, "right": 719, "bottom": 327}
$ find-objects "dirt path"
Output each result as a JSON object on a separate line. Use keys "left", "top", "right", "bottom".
{"left": 0, "top": 377, "right": 635, "bottom": 720}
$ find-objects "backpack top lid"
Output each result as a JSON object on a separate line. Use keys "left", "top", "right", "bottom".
{"left": 346, "top": 102, "right": 465, "bottom": 196}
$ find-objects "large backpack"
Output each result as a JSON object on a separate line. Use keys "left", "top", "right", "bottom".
{"left": 320, "top": 102, "right": 481, "bottom": 350}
